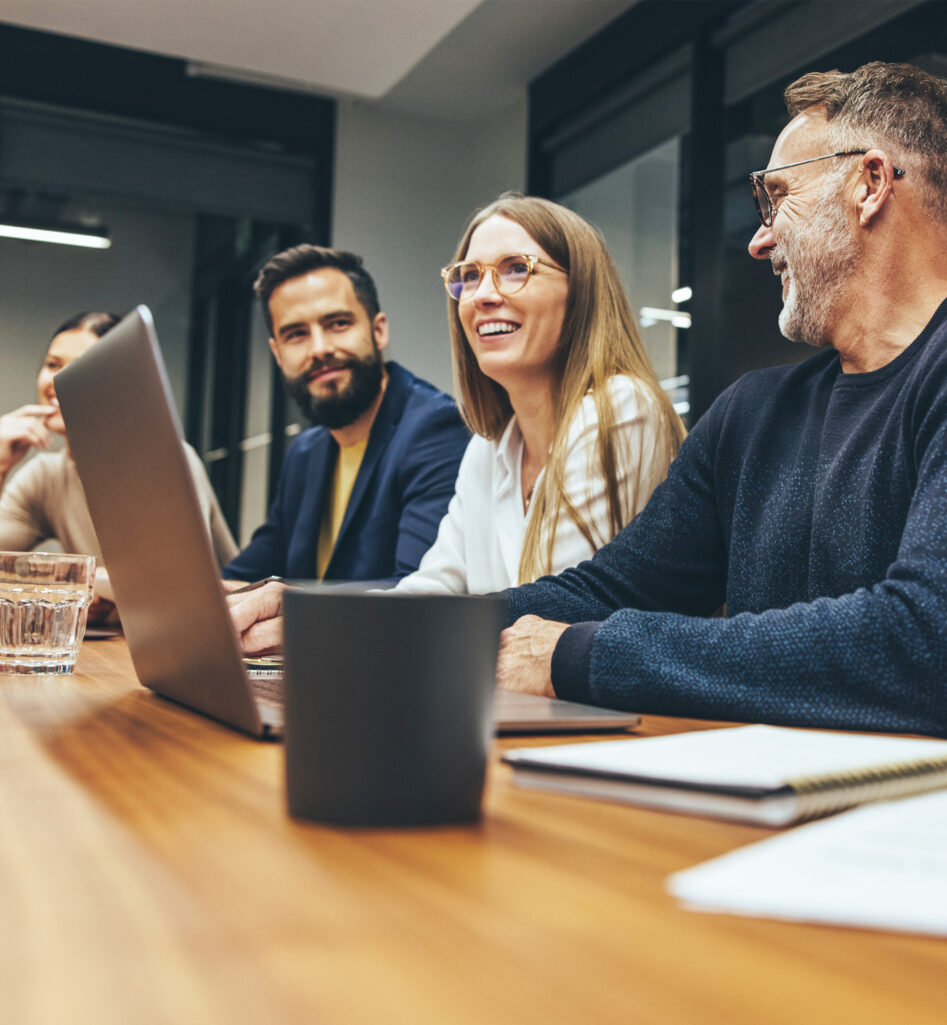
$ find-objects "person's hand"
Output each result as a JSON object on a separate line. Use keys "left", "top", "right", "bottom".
{"left": 220, "top": 578, "right": 250, "bottom": 593}
{"left": 0, "top": 404, "right": 57, "bottom": 477}
{"left": 226, "top": 580, "right": 286, "bottom": 656}
{"left": 88, "top": 569, "right": 120, "bottom": 627}
{"left": 495, "top": 615, "right": 569, "bottom": 697}
{"left": 87, "top": 595, "right": 120, "bottom": 626}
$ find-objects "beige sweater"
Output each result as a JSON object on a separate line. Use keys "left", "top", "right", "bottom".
{"left": 0, "top": 446, "right": 237, "bottom": 565}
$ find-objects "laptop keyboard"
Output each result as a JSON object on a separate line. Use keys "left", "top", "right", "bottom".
{"left": 247, "top": 670, "right": 284, "bottom": 710}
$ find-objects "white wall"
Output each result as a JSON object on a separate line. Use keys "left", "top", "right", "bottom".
{"left": 331, "top": 96, "right": 528, "bottom": 396}
{"left": 0, "top": 202, "right": 195, "bottom": 418}
{"left": 233, "top": 98, "right": 527, "bottom": 543}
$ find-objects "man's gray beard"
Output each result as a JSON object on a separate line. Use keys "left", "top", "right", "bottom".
{"left": 774, "top": 184, "right": 860, "bottom": 348}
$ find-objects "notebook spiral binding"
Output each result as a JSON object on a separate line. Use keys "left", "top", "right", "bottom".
{"left": 790, "top": 758, "right": 947, "bottom": 821}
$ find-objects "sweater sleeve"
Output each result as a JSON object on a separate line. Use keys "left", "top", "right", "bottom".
{"left": 545, "top": 404, "right": 947, "bottom": 738}
{"left": 0, "top": 457, "right": 51, "bottom": 551}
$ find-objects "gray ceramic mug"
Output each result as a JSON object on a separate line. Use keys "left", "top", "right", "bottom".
{"left": 283, "top": 588, "right": 507, "bottom": 827}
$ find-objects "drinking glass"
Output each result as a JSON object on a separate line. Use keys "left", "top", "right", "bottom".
{"left": 0, "top": 551, "right": 97, "bottom": 674}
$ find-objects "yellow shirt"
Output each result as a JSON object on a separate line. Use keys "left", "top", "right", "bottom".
{"left": 315, "top": 437, "right": 369, "bottom": 579}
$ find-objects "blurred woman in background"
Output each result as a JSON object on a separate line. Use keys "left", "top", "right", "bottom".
{"left": 0, "top": 311, "right": 237, "bottom": 619}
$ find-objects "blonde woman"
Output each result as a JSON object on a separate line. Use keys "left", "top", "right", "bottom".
{"left": 396, "top": 192, "right": 685, "bottom": 594}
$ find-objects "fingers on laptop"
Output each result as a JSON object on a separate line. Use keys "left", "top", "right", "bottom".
{"left": 239, "top": 617, "right": 284, "bottom": 657}
{"left": 227, "top": 581, "right": 286, "bottom": 653}
{"left": 221, "top": 578, "right": 250, "bottom": 593}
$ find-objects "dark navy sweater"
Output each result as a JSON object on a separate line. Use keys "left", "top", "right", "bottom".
{"left": 507, "top": 299, "right": 947, "bottom": 736}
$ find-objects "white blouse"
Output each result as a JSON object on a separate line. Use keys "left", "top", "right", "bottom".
{"left": 395, "top": 375, "right": 664, "bottom": 594}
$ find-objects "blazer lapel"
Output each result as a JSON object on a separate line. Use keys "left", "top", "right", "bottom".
{"left": 331, "top": 364, "right": 410, "bottom": 559}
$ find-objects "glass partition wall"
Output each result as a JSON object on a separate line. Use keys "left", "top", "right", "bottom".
{"left": 561, "top": 137, "right": 688, "bottom": 416}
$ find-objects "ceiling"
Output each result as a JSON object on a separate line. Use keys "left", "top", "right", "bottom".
{"left": 0, "top": 0, "right": 638, "bottom": 119}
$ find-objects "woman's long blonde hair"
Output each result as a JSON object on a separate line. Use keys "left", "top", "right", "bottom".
{"left": 447, "top": 192, "right": 686, "bottom": 584}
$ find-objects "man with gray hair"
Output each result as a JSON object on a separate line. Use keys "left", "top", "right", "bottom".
{"left": 498, "top": 61, "right": 947, "bottom": 737}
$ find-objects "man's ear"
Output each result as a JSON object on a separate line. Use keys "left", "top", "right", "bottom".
{"left": 372, "top": 313, "right": 390, "bottom": 353}
{"left": 268, "top": 336, "right": 283, "bottom": 370}
{"left": 857, "top": 148, "right": 898, "bottom": 227}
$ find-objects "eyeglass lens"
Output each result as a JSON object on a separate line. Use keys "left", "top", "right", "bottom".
{"left": 445, "top": 255, "right": 532, "bottom": 300}
{"left": 751, "top": 178, "right": 773, "bottom": 226}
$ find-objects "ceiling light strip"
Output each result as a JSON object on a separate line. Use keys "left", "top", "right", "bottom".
{"left": 0, "top": 224, "right": 111, "bottom": 249}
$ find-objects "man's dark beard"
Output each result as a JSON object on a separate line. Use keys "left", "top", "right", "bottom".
{"left": 284, "top": 350, "right": 384, "bottom": 429}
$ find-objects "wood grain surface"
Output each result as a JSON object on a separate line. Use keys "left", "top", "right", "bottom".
{"left": 0, "top": 639, "right": 943, "bottom": 1025}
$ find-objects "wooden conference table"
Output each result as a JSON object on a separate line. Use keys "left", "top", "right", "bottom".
{"left": 0, "top": 639, "right": 944, "bottom": 1025}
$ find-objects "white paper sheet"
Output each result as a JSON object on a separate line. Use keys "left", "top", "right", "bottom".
{"left": 667, "top": 790, "right": 947, "bottom": 937}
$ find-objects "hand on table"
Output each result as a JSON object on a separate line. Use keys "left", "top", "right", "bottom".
{"left": 88, "top": 595, "right": 120, "bottom": 626}
{"left": 0, "top": 405, "right": 57, "bottom": 478}
{"left": 87, "top": 568, "right": 120, "bottom": 626}
{"left": 495, "top": 614, "right": 569, "bottom": 698}
{"left": 226, "top": 580, "right": 286, "bottom": 656}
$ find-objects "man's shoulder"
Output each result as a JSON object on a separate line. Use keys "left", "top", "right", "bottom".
{"left": 905, "top": 299, "right": 947, "bottom": 376}
{"left": 686, "top": 350, "right": 838, "bottom": 453}
{"left": 709, "top": 350, "right": 836, "bottom": 416}
{"left": 386, "top": 362, "right": 465, "bottom": 431}
{"left": 388, "top": 362, "right": 458, "bottom": 410}
{"left": 280, "top": 424, "right": 332, "bottom": 467}
{"left": 735, "top": 348, "right": 837, "bottom": 392}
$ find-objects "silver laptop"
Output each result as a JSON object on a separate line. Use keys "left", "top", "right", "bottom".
{"left": 56, "top": 306, "right": 281, "bottom": 736}
{"left": 55, "top": 306, "right": 639, "bottom": 737}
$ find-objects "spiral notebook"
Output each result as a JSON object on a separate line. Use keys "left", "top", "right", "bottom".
{"left": 502, "top": 724, "right": 947, "bottom": 826}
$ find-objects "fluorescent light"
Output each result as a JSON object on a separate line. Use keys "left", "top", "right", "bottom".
{"left": 671, "top": 285, "right": 692, "bottom": 303}
{"left": 673, "top": 401, "right": 691, "bottom": 415}
{"left": 0, "top": 222, "right": 111, "bottom": 249}
{"left": 640, "top": 307, "right": 691, "bottom": 329}
{"left": 641, "top": 306, "right": 678, "bottom": 321}
{"left": 186, "top": 61, "right": 328, "bottom": 96}
{"left": 239, "top": 432, "right": 273, "bottom": 453}
{"left": 660, "top": 375, "right": 690, "bottom": 391}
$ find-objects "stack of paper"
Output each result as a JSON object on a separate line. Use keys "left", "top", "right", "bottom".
{"left": 667, "top": 789, "right": 947, "bottom": 937}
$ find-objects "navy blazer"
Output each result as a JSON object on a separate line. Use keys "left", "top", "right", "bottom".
{"left": 223, "top": 362, "right": 469, "bottom": 583}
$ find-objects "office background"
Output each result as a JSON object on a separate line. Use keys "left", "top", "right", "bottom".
{"left": 1, "top": 0, "right": 945, "bottom": 546}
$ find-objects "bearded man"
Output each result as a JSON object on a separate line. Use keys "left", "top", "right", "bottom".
{"left": 223, "top": 244, "right": 468, "bottom": 584}
{"left": 497, "top": 61, "right": 947, "bottom": 737}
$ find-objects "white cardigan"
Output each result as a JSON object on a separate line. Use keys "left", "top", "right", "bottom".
{"left": 395, "top": 376, "right": 664, "bottom": 594}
